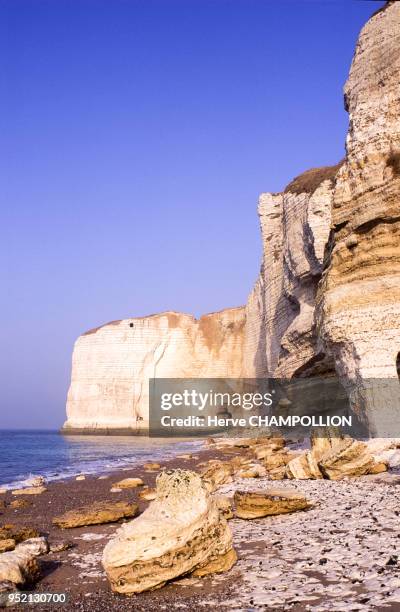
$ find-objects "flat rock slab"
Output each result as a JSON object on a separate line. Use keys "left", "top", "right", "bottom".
{"left": 11, "top": 487, "right": 47, "bottom": 496}
{"left": 234, "top": 488, "right": 312, "bottom": 519}
{"left": 114, "top": 478, "right": 144, "bottom": 489}
{"left": 53, "top": 501, "right": 138, "bottom": 528}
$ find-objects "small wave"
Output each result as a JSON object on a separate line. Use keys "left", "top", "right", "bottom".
{"left": 0, "top": 438, "right": 203, "bottom": 490}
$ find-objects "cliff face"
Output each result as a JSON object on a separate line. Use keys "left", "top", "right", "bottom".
{"left": 64, "top": 308, "right": 245, "bottom": 433}
{"left": 249, "top": 171, "right": 338, "bottom": 380}
{"left": 317, "top": 1, "right": 400, "bottom": 430}
{"left": 64, "top": 2, "right": 400, "bottom": 434}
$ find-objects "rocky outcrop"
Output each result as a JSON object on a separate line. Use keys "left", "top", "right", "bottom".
{"left": 102, "top": 470, "right": 236, "bottom": 593}
{"left": 241, "top": 1, "right": 400, "bottom": 416}
{"left": 53, "top": 501, "right": 138, "bottom": 528}
{"left": 316, "top": 1, "right": 400, "bottom": 433}
{"left": 64, "top": 3, "right": 400, "bottom": 434}
{"left": 251, "top": 170, "right": 339, "bottom": 379}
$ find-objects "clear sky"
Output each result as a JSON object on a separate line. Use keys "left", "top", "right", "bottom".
{"left": 1, "top": 0, "right": 383, "bottom": 429}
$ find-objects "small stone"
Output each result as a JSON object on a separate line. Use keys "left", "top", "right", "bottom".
{"left": 26, "top": 476, "right": 46, "bottom": 488}
{"left": 144, "top": 463, "right": 161, "bottom": 471}
{"left": 49, "top": 541, "right": 73, "bottom": 553}
{"left": 114, "top": 478, "right": 144, "bottom": 489}
{"left": 8, "top": 500, "right": 31, "bottom": 510}
{"left": 76, "top": 475, "right": 86, "bottom": 481}
{"left": 214, "top": 495, "right": 234, "bottom": 520}
{"left": 138, "top": 488, "right": 157, "bottom": 501}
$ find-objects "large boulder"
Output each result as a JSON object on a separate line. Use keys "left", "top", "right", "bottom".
{"left": 0, "top": 538, "right": 48, "bottom": 586}
{"left": 102, "top": 469, "right": 237, "bottom": 594}
{"left": 53, "top": 501, "right": 138, "bottom": 528}
{"left": 318, "top": 439, "right": 385, "bottom": 480}
{"left": 286, "top": 429, "right": 387, "bottom": 480}
{"left": 234, "top": 488, "right": 312, "bottom": 519}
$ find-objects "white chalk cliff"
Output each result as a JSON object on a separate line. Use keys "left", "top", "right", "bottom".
{"left": 65, "top": 309, "right": 246, "bottom": 432}
{"left": 64, "top": 2, "right": 400, "bottom": 434}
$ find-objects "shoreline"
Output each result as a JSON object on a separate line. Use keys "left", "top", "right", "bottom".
{"left": 2, "top": 441, "right": 400, "bottom": 611}
{"left": 0, "top": 434, "right": 204, "bottom": 492}
{"left": 0, "top": 442, "right": 242, "bottom": 610}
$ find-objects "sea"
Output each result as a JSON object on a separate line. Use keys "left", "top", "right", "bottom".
{"left": 0, "top": 430, "right": 203, "bottom": 490}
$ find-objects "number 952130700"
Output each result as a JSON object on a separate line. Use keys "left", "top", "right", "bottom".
{"left": 2, "top": 592, "right": 68, "bottom": 605}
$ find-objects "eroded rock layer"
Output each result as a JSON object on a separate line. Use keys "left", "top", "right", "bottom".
{"left": 317, "top": 1, "right": 400, "bottom": 432}
{"left": 102, "top": 470, "right": 236, "bottom": 593}
{"left": 251, "top": 168, "right": 338, "bottom": 379}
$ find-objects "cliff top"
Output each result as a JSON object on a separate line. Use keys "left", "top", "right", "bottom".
{"left": 81, "top": 306, "right": 245, "bottom": 336}
{"left": 284, "top": 160, "right": 344, "bottom": 196}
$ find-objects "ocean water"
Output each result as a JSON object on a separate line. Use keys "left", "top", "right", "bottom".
{"left": 0, "top": 430, "right": 202, "bottom": 489}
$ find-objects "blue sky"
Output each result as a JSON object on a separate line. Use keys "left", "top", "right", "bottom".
{"left": 1, "top": 0, "right": 383, "bottom": 428}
